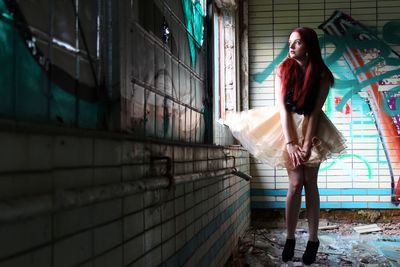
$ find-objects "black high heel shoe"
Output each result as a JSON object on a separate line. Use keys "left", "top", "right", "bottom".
{"left": 302, "top": 239, "right": 319, "bottom": 265}
{"left": 282, "top": 238, "right": 296, "bottom": 262}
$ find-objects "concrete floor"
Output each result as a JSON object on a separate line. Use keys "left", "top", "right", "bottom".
{"left": 226, "top": 220, "right": 400, "bottom": 266}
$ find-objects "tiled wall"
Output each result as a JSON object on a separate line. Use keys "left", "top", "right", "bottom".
{"left": 248, "top": 0, "right": 400, "bottom": 208}
{"left": 0, "top": 0, "right": 252, "bottom": 266}
{"left": 0, "top": 128, "right": 250, "bottom": 266}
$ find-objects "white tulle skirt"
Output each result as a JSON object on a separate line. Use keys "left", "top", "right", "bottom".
{"left": 223, "top": 106, "right": 347, "bottom": 170}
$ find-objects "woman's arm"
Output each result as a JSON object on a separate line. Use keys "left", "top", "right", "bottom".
{"left": 275, "top": 68, "right": 304, "bottom": 167}
{"left": 302, "top": 74, "right": 331, "bottom": 160}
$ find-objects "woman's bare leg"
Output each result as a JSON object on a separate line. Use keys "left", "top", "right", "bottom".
{"left": 285, "top": 166, "right": 305, "bottom": 239}
{"left": 303, "top": 164, "right": 320, "bottom": 242}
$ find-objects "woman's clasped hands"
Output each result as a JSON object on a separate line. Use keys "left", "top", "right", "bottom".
{"left": 286, "top": 142, "right": 311, "bottom": 168}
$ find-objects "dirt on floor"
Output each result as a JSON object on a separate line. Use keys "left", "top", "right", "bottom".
{"left": 226, "top": 220, "right": 400, "bottom": 267}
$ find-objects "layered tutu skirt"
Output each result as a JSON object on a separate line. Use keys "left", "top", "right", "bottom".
{"left": 224, "top": 106, "right": 347, "bottom": 170}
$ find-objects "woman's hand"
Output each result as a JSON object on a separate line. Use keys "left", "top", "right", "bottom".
{"left": 287, "top": 143, "right": 305, "bottom": 168}
{"left": 301, "top": 147, "right": 311, "bottom": 162}
{"left": 301, "top": 142, "right": 312, "bottom": 162}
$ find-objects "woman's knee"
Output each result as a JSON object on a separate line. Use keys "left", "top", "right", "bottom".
{"left": 288, "top": 178, "right": 304, "bottom": 193}
{"left": 304, "top": 165, "right": 320, "bottom": 187}
{"left": 304, "top": 178, "right": 318, "bottom": 189}
{"left": 287, "top": 168, "right": 304, "bottom": 194}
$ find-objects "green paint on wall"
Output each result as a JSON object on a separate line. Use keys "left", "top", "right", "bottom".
{"left": 182, "top": 0, "right": 204, "bottom": 66}
{"left": 0, "top": 0, "right": 100, "bottom": 128}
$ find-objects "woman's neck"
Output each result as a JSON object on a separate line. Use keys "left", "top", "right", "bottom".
{"left": 294, "top": 57, "right": 307, "bottom": 69}
{"left": 292, "top": 58, "right": 307, "bottom": 73}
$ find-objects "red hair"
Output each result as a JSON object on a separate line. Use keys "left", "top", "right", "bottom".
{"left": 279, "top": 27, "right": 334, "bottom": 109}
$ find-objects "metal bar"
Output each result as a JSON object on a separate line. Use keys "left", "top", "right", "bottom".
{"left": 0, "top": 118, "right": 246, "bottom": 150}
{"left": 0, "top": 167, "right": 239, "bottom": 223}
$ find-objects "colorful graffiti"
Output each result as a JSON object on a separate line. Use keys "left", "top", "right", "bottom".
{"left": 251, "top": 11, "right": 400, "bottom": 204}
{"left": 0, "top": 0, "right": 102, "bottom": 128}
{"left": 181, "top": 0, "right": 204, "bottom": 66}
{"left": 320, "top": 11, "right": 400, "bottom": 204}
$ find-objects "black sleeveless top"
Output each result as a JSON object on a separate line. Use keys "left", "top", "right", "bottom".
{"left": 285, "top": 85, "right": 318, "bottom": 115}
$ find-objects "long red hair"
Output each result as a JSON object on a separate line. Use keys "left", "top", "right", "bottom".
{"left": 279, "top": 27, "right": 334, "bottom": 109}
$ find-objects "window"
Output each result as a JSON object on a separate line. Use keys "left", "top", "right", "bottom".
{"left": 128, "top": 0, "right": 208, "bottom": 143}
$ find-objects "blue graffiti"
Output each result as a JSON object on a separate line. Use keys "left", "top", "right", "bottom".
{"left": 251, "top": 22, "right": 400, "bottom": 116}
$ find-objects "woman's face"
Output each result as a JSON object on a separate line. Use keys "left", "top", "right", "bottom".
{"left": 288, "top": 31, "right": 307, "bottom": 60}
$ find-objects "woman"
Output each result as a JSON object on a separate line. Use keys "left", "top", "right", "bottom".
{"left": 224, "top": 27, "right": 346, "bottom": 265}
{"left": 278, "top": 27, "right": 338, "bottom": 265}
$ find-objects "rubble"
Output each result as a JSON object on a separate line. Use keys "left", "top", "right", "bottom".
{"left": 353, "top": 224, "right": 382, "bottom": 234}
{"left": 357, "top": 210, "right": 381, "bottom": 223}
{"left": 380, "top": 222, "right": 400, "bottom": 236}
{"left": 318, "top": 224, "right": 339, "bottom": 231}
{"left": 226, "top": 221, "right": 400, "bottom": 267}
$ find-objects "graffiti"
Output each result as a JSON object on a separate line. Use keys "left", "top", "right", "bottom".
{"left": 320, "top": 11, "right": 400, "bottom": 204}
{"left": 0, "top": 0, "right": 102, "bottom": 128}
{"left": 250, "top": 11, "right": 400, "bottom": 204}
{"left": 334, "top": 96, "right": 351, "bottom": 115}
{"left": 181, "top": 0, "right": 204, "bottom": 66}
{"left": 252, "top": 19, "right": 400, "bottom": 117}
{"left": 319, "top": 154, "right": 373, "bottom": 180}
{"left": 252, "top": 44, "right": 288, "bottom": 84}
{"left": 321, "top": 28, "right": 400, "bottom": 117}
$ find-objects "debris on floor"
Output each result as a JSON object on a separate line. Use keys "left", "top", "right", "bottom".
{"left": 226, "top": 221, "right": 400, "bottom": 267}
{"left": 318, "top": 224, "right": 339, "bottom": 231}
{"left": 353, "top": 224, "right": 382, "bottom": 234}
